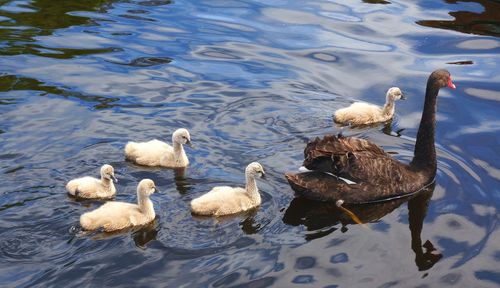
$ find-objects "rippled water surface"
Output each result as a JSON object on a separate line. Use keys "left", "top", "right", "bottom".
{"left": 1, "top": 0, "right": 499, "bottom": 287}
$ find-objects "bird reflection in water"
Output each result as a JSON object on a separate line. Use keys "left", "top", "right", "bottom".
{"left": 192, "top": 209, "right": 261, "bottom": 235}
{"left": 283, "top": 184, "right": 442, "bottom": 271}
{"left": 173, "top": 167, "right": 190, "bottom": 195}
{"left": 334, "top": 119, "right": 405, "bottom": 138}
{"left": 81, "top": 220, "right": 159, "bottom": 248}
{"left": 132, "top": 221, "right": 159, "bottom": 249}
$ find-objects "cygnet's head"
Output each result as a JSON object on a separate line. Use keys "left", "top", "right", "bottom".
{"left": 172, "top": 128, "right": 191, "bottom": 146}
{"left": 137, "top": 179, "right": 158, "bottom": 196}
{"left": 246, "top": 162, "right": 266, "bottom": 179}
{"left": 100, "top": 164, "right": 117, "bottom": 183}
{"left": 386, "top": 87, "right": 405, "bottom": 102}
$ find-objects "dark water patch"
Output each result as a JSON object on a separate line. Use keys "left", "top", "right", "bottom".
{"left": 475, "top": 270, "right": 500, "bottom": 285}
{"left": 292, "top": 274, "right": 315, "bottom": 284}
{"left": 446, "top": 60, "right": 474, "bottom": 65}
{"left": 0, "top": 43, "right": 121, "bottom": 58}
{"left": 0, "top": 75, "right": 120, "bottom": 109}
{"left": 136, "top": 0, "right": 173, "bottom": 7}
{"left": 35, "top": 46, "right": 119, "bottom": 58}
{"left": 416, "top": 0, "right": 500, "bottom": 37}
{"left": 3, "top": 165, "right": 24, "bottom": 174}
{"left": 127, "top": 9, "right": 149, "bottom": 14}
{"left": 330, "top": 253, "right": 348, "bottom": 264}
{"left": 118, "top": 13, "right": 156, "bottom": 22}
{"left": 306, "top": 52, "right": 339, "bottom": 62}
{"left": 363, "top": 0, "right": 391, "bottom": 4}
{"left": 0, "top": 0, "right": 116, "bottom": 55}
{"left": 231, "top": 277, "right": 276, "bottom": 288}
{"left": 0, "top": 153, "right": 23, "bottom": 160}
{"left": 196, "top": 47, "right": 244, "bottom": 60}
{"left": 107, "top": 56, "right": 173, "bottom": 67}
{"left": 378, "top": 281, "right": 400, "bottom": 288}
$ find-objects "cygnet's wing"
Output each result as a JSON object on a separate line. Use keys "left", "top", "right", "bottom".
{"left": 67, "top": 177, "right": 101, "bottom": 197}
{"left": 97, "top": 202, "right": 143, "bottom": 230}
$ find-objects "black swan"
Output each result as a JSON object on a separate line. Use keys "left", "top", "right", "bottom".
{"left": 285, "top": 69, "right": 456, "bottom": 204}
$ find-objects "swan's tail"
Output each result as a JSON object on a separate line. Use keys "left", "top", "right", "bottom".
{"left": 80, "top": 212, "right": 101, "bottom": 231}
{"left": 66, "top": 180, "right": 78, "bottom": 196}
{"left": 124, "top": 142, "right": 137, "bottom": 161}
{"left": 190, "top": 198, "right": 212, "bottom": 216}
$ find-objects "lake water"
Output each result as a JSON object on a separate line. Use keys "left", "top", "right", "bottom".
{"left": 1, "top": 0, "right": 499, "bottom": 287}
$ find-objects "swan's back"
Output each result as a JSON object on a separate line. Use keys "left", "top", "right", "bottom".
{"left": 125, "top": 139, "right": 172, "bottom": 166}
{"left": 303, "top": 135, "right": 386, "bottom": 170}
{"left": 334, "top": 102, "right": 387, "bottom": 125}
{"left": 66, "top": 176, "right": 99, "bottom": 194}
{"left": 304, "top": 135, "right": 414, "bottom": 183}
{"left": 191, "top": 187, "right": 253, "bottom": 216}
{"left": 80, "top": 202, "right": 151, "bottom": 232}
{"left": 66, "top": 176, "right": 115, "bottom": 198}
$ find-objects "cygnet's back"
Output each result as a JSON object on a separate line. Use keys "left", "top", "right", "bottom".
{"left": 66, "top": 164, "right": 117, "bottom": 199}
{"left": 80, "top": 179, "right": 158, "bottom": 232}
{"left": 334, "top": 102, "right": 383, "bottom": 125}
{"left": 124, "top": 128, "right": 191, "bottom": 167}
{"left": 190, "top": 162, "right": 266, "bottom": 216}
{"left": 191, "top": 186, "right": 252, "bottom": 216}
{"left": 125, "top": 139, "right": 172, "bottom": 166}
{"left": 333, "top": 87, "right": 404, "bottom": 126}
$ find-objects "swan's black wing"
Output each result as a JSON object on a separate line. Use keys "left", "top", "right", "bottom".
{"left": 303, "top": 134, "right": 410, "bottom": 184}
{"left": 285, "top": 171, "right": 425, "bottom": 204}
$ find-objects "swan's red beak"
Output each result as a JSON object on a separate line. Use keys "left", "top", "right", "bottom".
{"left": 448, "top": 76, "right": 456, "bottom": 89}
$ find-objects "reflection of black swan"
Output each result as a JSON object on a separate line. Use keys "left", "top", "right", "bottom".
{"left": 285, "top": 69, "right": 456, "bottom": 204}
{"left": 283, "top": 194, "right": 409, "bottom": 231}
{"left": 283, "top": 184, "right": 442, "bottom": 270}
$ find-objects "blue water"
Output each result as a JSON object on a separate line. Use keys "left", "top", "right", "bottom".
{"left": 0, "top": 0, "right": 499, "bottom": 286}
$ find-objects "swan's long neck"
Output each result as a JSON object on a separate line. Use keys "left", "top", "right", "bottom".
{"left": 411, "top": 79, "right": 439, "bottom": 174}
{"left": 245, "top": 174, "right": 261, "bottom": 204}
{"left": 138, "top": 191, "right": 155, "bottom": 219}
{"left": 382, "top": 99, "right": 395, "bottom": 117}
{"left": 173, "top": 141, "right": 186, "bottom": 162}
{"left": 100, "top": 176, "right": 113, "bottom": 190}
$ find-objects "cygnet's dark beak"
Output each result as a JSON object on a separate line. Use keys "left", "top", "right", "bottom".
{"left": 185, "top": 139, "right": 193, "bottom": 148}
{"left": 400, "top": 92, "right": 406, "bottom": 100}
{"left": 261, "top": 172, "right": 267, "bottom": 179}
{"left": 153, "top": 186, "right": 159, "bottom": 193}
{"left": 111, "top": 175, "right": 118, "bottom": 183}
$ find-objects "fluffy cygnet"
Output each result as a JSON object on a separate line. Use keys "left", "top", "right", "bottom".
{"left": 125, "top": 128, "right": 191, "bottom": 168}
{"left": 191, "top": 162, "right": 266, "bottom": 216}
{"left": 80, "top": 179, "right": 158, "bottom": 232}
{"left": 333, "top": 87, "right": 405, "bottom": 126}
{"left": 66, "top": 164, "right": 117, "bottom": 199}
